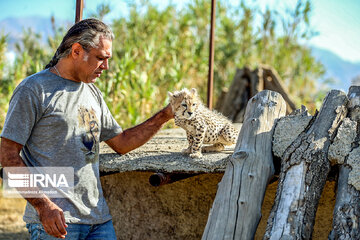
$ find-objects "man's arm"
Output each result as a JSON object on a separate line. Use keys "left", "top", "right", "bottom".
{"left": 0, "top": 137, "right": 68, "bottom": 239}
{"left": 105, "top": 104, "right": 174, "bottom": 154}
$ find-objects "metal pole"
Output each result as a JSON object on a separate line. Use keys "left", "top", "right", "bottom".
{"left": 75, "top": 0, "right": 84, "bottom": 23}
{"left": 207, "top": 0, "right": 216, "bottom": 110}
{"left": 149, "top": 172, "right": 199, "bottom": 187}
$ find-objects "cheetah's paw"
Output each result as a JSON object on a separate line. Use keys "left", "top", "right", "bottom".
{"left": 181, "top": 148, "right": 192, "bottom": 155}
{"left": 189, "top": 152, "right": 203, "bottom": 158}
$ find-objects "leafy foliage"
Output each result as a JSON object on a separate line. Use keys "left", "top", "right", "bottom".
{"left": 0, "top": 0, "right": 327, "bottom": 130}
{"left": 0, "top": 34, "right": 11, "bottom": 129}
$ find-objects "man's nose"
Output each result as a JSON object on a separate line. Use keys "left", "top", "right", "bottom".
{"left": 100, "top": 59, "right": 109, "bottom": 70}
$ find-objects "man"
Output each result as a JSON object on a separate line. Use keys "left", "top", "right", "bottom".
{"left": 0, "top": 18, "right": 173, "bottom": 239}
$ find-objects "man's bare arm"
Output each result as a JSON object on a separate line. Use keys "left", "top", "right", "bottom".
{"left": 105, "top": 104, "right": 174, "bottom": 154}
{"left": 0, "top": 137, "right": 67, "bottom": 239}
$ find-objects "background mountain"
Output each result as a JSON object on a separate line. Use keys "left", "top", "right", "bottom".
{"left": 311, "top": 47, "right": 360, "bottom": 91}
{"left": 1, "top": 16, "right": 359, "bottom": 92}
{"left": 0, "top": 16, "right": 70, "bottom": 51}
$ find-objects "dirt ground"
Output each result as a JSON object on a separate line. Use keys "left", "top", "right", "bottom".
{"left": 0, "top": 179, "right": 29, "bottom": 240}
{"left": 256, "top": 180, "right": 336, "bottom": 239}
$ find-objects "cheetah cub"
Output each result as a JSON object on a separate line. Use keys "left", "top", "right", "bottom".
{"left": 168, "top": 88, "right": 239, "bottom": 158}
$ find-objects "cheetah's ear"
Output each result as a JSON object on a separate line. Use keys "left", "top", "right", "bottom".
{"left": 190, "top": 88, "right": 198, "bottom": 96}
{"left": 168, "top": 91, "right": 174, "bottom": 99}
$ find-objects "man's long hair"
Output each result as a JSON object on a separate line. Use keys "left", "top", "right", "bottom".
{"left": 45, "top": 18, "right": 114, "bottom": 69}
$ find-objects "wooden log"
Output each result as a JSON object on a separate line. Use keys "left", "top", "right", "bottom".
{"left": 264, "top": 90, "right": 348, "bottom": 240}
{"left": 202, "top": 90, "right": 287, "bottom": 240}
{"left": 329, "top": 86, "right": 360, "bottom": 240}
{"left": 217, "top": 67, "right": 253, "bottom": 123}
{"left": 260, "top": 66, "right": 296, "bottom": 112}
{"left": 272, "top": 105, "right": 312, "bottom": 159}
{"left": 217, "top": 66, "right": 296, "bottom": 123}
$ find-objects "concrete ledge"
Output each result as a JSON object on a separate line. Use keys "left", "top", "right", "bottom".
{"left": 99, "top": 128, "right": 239, "bottom": 174}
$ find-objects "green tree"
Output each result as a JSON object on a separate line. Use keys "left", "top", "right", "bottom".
{"left": 0, "top": 34, "right": 10, "bottom": 130}
{"left": 0, "top": 0, "right": 328, "bottom": 130}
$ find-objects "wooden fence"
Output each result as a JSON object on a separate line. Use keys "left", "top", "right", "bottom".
{"left": 203, "top": 86, "right": 360, "bottom": 239}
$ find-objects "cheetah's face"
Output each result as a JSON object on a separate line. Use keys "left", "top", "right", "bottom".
{"left": 168, "top": 88, "right": 201, "bottom": 120}
{"left": 178, "top": 98, "right": 199, "bottom": 120}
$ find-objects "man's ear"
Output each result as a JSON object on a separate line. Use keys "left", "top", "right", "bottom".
{"left": 71, "top": 43, "right": 83, "bottom": 59}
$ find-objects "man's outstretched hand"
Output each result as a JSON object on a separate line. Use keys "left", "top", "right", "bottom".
{"left": 106, "top": 103, "right": 174, "bottom": 155}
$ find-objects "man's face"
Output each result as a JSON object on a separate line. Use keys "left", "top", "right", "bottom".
{"left": 77, "top": 37, "right": 112, "bottom": 83}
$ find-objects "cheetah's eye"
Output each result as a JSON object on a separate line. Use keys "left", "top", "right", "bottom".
{"left": 182, "top": 104, "right": 187, "bottom": 107}
{"left": 192, "top": 103, "right": 196, "bottom": 106}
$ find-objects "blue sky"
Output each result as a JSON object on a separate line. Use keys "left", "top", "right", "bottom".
{"left": 0, "top": 0, "right": 360, "bottom": 63}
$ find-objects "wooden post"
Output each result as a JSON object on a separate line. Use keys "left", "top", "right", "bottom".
{"left": 328, "top": 86, "right": 360, "bottom": 239}
{"left": 207, "top": 0, "right": 216, "bottom": 110}
{"left": 202, "top": 90, "right": 286, "bottom": 240}
{"left": 264, "top": 90, "right": 348, "bottom": 240}
{"left": 75, "top": 0, "right": 84, "bottom": 23}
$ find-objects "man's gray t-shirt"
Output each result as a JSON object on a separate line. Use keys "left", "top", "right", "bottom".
{"left": 1, "top": 69, "right": 122, "bottom": 224}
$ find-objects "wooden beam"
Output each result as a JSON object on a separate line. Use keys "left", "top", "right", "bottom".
{"left": 202, "top": 90, "right": 286, "bottom": 239}
{"left": 207, "top": 0, "right": 216, "bottom": 110}
{"left": 265, "top": 90, "right": 348, "bottom": 240}
{"left": 329, "top": 86, "right": 360, "bottom": 239}
{"left": 75, "top": 0, "right": 84, "bottom": 23}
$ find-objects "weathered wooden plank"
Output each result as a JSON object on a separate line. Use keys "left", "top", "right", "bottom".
{"left": 202, "top": 90, "right": 287, "bottom": 240}
{"left": 329, "top": 86, "right": 360, "bottom": 240}
{"left": 264, "top": 90, "right": 348, "bottom": 240}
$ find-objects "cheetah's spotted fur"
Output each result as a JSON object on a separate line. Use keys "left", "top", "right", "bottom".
{"left": 168, "top": 88, "right": 239, "bottom": 158}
